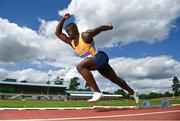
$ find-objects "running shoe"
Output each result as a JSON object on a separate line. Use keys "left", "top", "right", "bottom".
{"left": 132, "top": 90, "right": 139, "bottom": 103}
{"left": 87, "top": 92, "right": 102, "bottom": 102}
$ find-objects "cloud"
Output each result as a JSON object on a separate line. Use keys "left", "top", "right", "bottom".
{"left": 0, "top": 18, "right": 43, "bottom": 63}
{"left": 0, "top": 18, "right": 76, "bottom": 67}
{"left": 59, "top": 0, "right": 180, "bottom": 47}
{"left": 43, "top": 56, "right": 81, "bottom": 68}
{"left": 109, "top": 55, "right": 180, "bottom": 80}
{"left": 38, "top": 19, "right": 58, "bottom": 39}
{"left": 130, "top": 78, "right": 172, "bottom": 89}
{"left": 0, "top": 68, "right": 8, "bottom": 80}
{"left": 0, "top": 68, "right": 47, "bottom": 83}
{"left": 9, "top": 68, "right": 47, "bottom": 83}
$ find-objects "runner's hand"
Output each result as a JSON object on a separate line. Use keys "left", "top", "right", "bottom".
{"left": 63, "top": 13, "right": 71, "bottom": 20}
{"left": 108, "top": 22, "right": 113, "bottom": 30}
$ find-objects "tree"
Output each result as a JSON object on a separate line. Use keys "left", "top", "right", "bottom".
{"left": 114, "top": 89, "right": 129, "bottom": 99}
{"left": 54, "top": 77, "right": 64, "bottom": 85}
{"left": 147, "top": 92, "right": 162, "bottom": 99}
{"left": 69, "top": 77, "right": 80, "bottom": 90}
{"left": 164, "top": 91, "right": 172, "bottom": 97}
{"left": 172, "top": 77, "right": 180, "bottom": 96}
{"left": 139, "top": 93, "right": 148, "bottom": 99}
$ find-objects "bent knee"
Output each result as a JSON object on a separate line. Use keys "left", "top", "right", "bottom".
{"left": 76, "top": 63, "right": 88, "bottom": 73}
{"left": 76, "top": 63, "right": 84, "bottom": 73}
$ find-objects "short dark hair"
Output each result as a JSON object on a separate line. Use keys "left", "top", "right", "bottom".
{"left": 65, "top": 23, "right": 78, "bottom": 31}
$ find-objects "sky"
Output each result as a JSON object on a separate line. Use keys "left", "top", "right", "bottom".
{"left": 0, "top": 0, "right": 180, "bottom": 94}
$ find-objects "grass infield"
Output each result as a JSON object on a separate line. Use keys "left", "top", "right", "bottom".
{"left": 0, "top": 99, "right": 179, "bottom": 108}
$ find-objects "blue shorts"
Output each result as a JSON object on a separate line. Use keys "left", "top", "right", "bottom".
{"left": 92, "top": 51, "right": 109, "bottom": 69}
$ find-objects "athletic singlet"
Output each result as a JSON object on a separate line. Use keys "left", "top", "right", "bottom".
{"left": 71, "top": 33, "right": 97, "bottom": 58}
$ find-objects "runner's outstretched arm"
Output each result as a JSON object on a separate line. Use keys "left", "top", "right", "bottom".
{"left": 82, "top": 23, "right": 113, "bottom": 43}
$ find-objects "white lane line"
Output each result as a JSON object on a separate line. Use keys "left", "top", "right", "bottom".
{"left": 1, "top": 109, "right": 180, "bottom": 121}
{"left": 0, "top": 106, "right": 136, "bottom": 110}
{"left": 0, "top": 107, "right": 92, "bottom": 110}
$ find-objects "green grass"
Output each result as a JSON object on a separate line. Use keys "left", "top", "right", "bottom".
{"left": 0, "top": 99, "right": 179, "bottom": 108}
{"left": 0, "top": 100, "right": 137, "bottom": 108}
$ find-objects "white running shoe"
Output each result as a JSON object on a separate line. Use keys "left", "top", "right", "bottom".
{"left": 132, "top": 90, "right": 139, "bottom": 103}
{"left": 87, "top": 92, "right": 102, "bottom": 102}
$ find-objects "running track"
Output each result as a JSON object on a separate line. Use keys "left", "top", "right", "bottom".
{"left": 0, "top": 106, "right": 180, "bottom": 120}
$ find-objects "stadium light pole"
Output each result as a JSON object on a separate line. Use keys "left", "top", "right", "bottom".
{"left": 47, "top": 70, "right": 52, "bottom": 97}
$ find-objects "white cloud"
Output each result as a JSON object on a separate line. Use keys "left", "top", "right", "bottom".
{"left": 38, "top": 19, "right": 58, "bottom": 39}
{"left": 0, "top": 18, "right": 76, "bottom": 67}
{"left": 0, "top": 18, "right": 43, "bottom": 63}
{"left": 109, "top": 55, "right": 180, "bottom": 80}
{"left": 130, "top": 78, "right": 172, "bottom": 89}
{"left": 44, "top": 56, "right": 81, "bottom": 68}
{"left": 0, "top": 68, "right": 8, "bottom": 80}
{"left": 59, "top": 0, "right": 180, "bottom": 47}
{"left": 9, "top": 68, "right": 47, "bottom": 83}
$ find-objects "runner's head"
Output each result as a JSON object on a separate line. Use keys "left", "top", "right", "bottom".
{"left": 65, "top": 23, "right": 79, "bottom": 39}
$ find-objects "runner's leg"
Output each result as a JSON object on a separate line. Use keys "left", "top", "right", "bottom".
{"left": 98, "top": 63, "right": 134, "bottom": 95}
{"left": 76, "top": 58, "right": 100, "bottom": 92}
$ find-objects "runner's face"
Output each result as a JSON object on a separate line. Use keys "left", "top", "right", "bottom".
{"left": 66, "top": 26, "right": 76, "bottom": 39}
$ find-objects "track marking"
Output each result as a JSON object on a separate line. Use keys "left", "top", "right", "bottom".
{"left": 1, "top": 109, "right": 180, "bottom": 121}
{"left": 0, "top": 107, "right": 92, "bottom": 110}
{"left": 0, "top": 106, "right": 136, "bottom": 110}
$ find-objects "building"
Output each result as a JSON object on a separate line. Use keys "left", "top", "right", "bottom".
{"left": 0, "top": 80, "right": 67, "bottom": 100}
